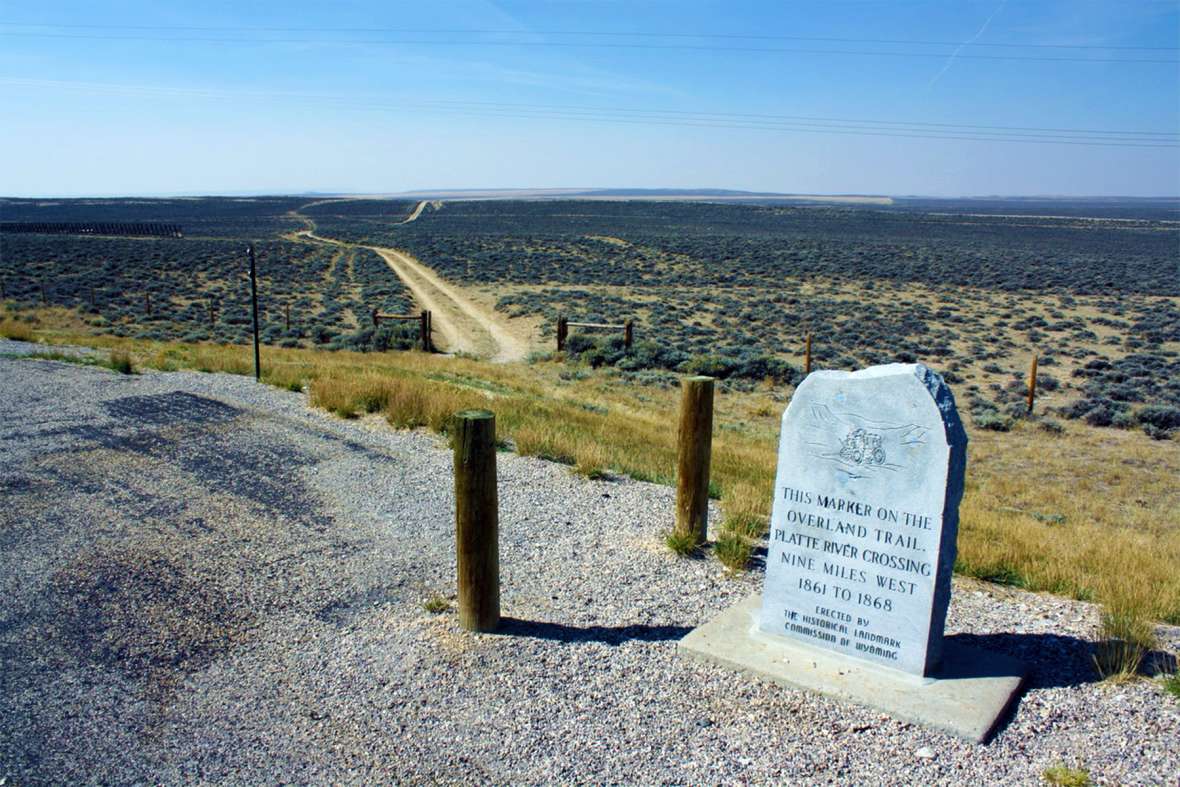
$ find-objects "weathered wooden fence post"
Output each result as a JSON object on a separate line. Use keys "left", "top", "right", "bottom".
{"left": 675, "top": 376, "right": 715, "bottom": 545}
{"left": 247, "top": 244, "right": 260, "bottom": 382}
{"left": 144, "top": 292, "right": 152, "bottom": 316}
{"left": 804, "top": 333, "right": 813, "bottom": 375}
{"left": 453, "top": 410, "right": 501, "bottom": 632}
{"left": 557, "top": 316, "right": 568, "bottom": 352}
{"left": 426, "top": 310, "right": 434, "bottom": 352}
{"left": 1026, "top": 355, "right": 1039, "bottom": 415}
{"left": 624, "top": 319, "right": 634, "bottom": 349}
{"left": 420, "top": 311, "right": 430, "bottom": 352}
{"left": 285, "top": 303, "right": 291, "bottom": 332}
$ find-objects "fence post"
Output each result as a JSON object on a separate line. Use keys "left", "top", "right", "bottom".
{"left": 1026, "top": 355, "right": 1039, "bottom": 415}
{"left": 420, "top": 311, "right": 430, "bottom": 352}
{"left": 804, "top": 333, "right": 813, "bottom": 375}
{"left": 40, "top": 280, "right": 47, "bottom": 306}
{"left": 557, "top": 316, "right": 568, "bottom": 351}
{"left": 453, "top": 410, "right": 500, "bottom": 632}
{"left": 248, "top": 244, "right": 260, "bottom": 382}
{"left": 624, "top": 319, "right": 634, "bottom": 349}
{"left": 144, "top": 292, "right": 152, "bottom": 316}
{"left": 426, "top": 310, "right": 434, "bottom": 352}
{"left": 675, "top": 376, "right": 715, "bottom": 545}
{"left": 285, "top": 303, "right": 291, "bottom": 332}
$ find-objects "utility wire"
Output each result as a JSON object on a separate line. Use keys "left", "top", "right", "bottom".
{"left": 5, "top": 78, "right": 1173, "bottom": 142}
{"left": 3, "top": 78, "right": 1172, "bottom": 148}
{"left": 427, "top": 99, "right": 1179, "bottom": 139}
{"left": 0, "top": 31, "right": 1175, "bottom": 63}
{"left": 1, "top": 21, "right": 1176, "bottom": 51}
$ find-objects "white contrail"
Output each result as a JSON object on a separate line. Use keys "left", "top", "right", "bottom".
{"left": 928, "top": 0, "right": 1008, "bottom": 87}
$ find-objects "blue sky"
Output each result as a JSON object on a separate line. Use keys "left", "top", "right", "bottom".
{"left": 1, "top": 0, "right": 1177, "bottom": 196}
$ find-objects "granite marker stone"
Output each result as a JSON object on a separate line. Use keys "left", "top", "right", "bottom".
{"left": 758, "top": 363, "right": 967, "bottom": 676}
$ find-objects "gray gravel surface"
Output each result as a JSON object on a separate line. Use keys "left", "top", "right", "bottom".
{"left": 1, "top": 343, "right": 1177, "bottom": 785}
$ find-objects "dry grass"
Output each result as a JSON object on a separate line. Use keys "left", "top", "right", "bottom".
{"left": 713, "top": 530, "right": 754, "bottom": 572}
{"left": 721, "top": 480, "right": 772, "bottom": 538}
{"left": 664, "top": 529, "right": 702, "bottom": 557}
{"left": 1042, "top": 763, "right": 1091, "bottom": 787}
{"left": 956, "top": 420, "right": 1180, "bottom": 624}
{"left": 1043, "top": 764, "right": 1095, "bottom": 787}
{"left": 8, "top": 311, "right": 1179, "bottom": 632}
{"left": 0, "top": 316, "right": 34, "bottom": 341}
{"left": 108, "top": 349, "right": 134, "bottom": 375}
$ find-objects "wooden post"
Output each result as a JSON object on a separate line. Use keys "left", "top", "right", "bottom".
{"left": 40, "top": 280, "right": 47, "bottom": 306}
{"left": 675, "top": 376, "right": 715, "bottom": 545}
{"left": 804, "top": 333, "right": 813, "bottom": 375}
{"left": 557, "top": 316, "right": 568, "bottom": 351}
{"left": 144, "top": 292, "right": 152, "bottom": 316}
{"left": 371, "top": 308, "right": 380, "bottom": 327}
{"left": 208, "top": 301, "right": 216, "bottom": 327}
{"left": 420, "top": 311, "right": 430, "bottom": 352}
{"left": 88, "top": 288, "right": 96, "bottom": 309}
{"left": 1026, "top": 354, "right": 1039, "bottom": 415}
{"left": 624, "top": 319, "right": 634, "bottom": 349}
{"left": 248, "top": 244, "right": 260, "bottom": 382}
{"left": 285, "top": 303, "right": 291, "bottom": 332}
{"left": 453, "top": 410, "right": 500, "bottom": 632}
{"left": 426, "top": 310, "right": 434, "bottom": 352}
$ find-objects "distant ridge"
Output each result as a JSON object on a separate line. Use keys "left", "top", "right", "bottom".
{"left": 388, "top": 187, "right": 894, "bottom": 205}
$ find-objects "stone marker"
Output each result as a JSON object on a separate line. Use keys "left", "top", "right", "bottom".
{"left": 679, "top": 364, "right": 1026, "bottom": 743}
{"left": 759, "top": 363, "right": 963, "bottom": 676}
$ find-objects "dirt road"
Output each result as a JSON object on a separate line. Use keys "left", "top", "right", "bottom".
{"left": 371, "top": 245, "right": 529, "bottom": 362}
{"left": 401, "top": 200, "right": 428, "bottom": 223}
{"left": 298, "top": 225, "right": 529, "bottom": 363}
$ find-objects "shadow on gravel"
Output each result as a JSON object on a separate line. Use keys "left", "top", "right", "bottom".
{"left": 947, "top": 632, "right": 1104, "bottom": 689}
{"left": 102, "top": 392, "right": 242, "bottom": 426}
{"left": 496, "top": 618, "right": 692, "bottom": 645}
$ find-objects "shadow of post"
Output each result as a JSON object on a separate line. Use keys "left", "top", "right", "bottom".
{"left": 494, "top": 618, "right": 692, "bottom": 646}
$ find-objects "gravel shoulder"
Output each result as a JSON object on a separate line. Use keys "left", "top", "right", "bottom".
{"left": 0, "top": 343, "right": 1177, "bottom": 784}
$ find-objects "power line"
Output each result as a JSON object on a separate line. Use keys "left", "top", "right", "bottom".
{"left": 427, "top": 99, "right": 1180, "bottom": 139}
{"left": 1, "top": 21, "right": 1176, "bottom": 51}
{"left": 2, "top": 77, "right": 1174, "bottom": 148}
{"left": 1, "top": 30, "right": 1176, "bottom": 64}
{"left": 5, "top": 77, "right": 1173, "bottom": 142}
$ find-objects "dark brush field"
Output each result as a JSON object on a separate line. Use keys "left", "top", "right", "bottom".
{"left": 311, "top": 198, "right": 1180, "bottom": 438}
{"left": 0, "top": 197, "right": 416, "bottom": 350}
{"left": 2, "top": 195, "right": 1178, "bottom": 437}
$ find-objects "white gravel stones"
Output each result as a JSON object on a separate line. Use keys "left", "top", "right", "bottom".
{"left": 0, "top": 342, "right": 1177, "bottom": 784}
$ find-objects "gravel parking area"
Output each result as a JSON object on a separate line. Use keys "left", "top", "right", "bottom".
{"left": 1, "top": 343, "right": 1177, "bottom": 784}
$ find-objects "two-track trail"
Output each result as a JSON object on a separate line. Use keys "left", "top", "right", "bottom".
{"left": 290, "top": 201, "right": 529, "bottom": 362}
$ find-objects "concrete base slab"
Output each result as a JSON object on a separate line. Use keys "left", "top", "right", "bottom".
{"left": 678, "top": 594, "right": 1026, "bottom": 743}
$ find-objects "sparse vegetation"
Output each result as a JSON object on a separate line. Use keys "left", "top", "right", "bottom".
{"left": 8, "top": 324, "right": 1178, "bottom": 628}
{"left": 713, "top": 530, "right": 753, "bottom": 572}
{"left": 1042, "top": 763, "right": 1091, "bottom": 787}
{"left": 664, "top": 529, "right": 702, "bottom": 557}
{"left": 0, "top": 316, "right": 34, "bottom": 341}
{"left": 422, "top": 595, "right": 450, "bottom": 614}
{"left": 1164, "top": 671, "right": 1180, "bottom": 701}
{"left": 1093, "top": 576, "right": 1159, "bottom": 681}
{"left": 108, "top": 349, "right": 134, "bottom": 375}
